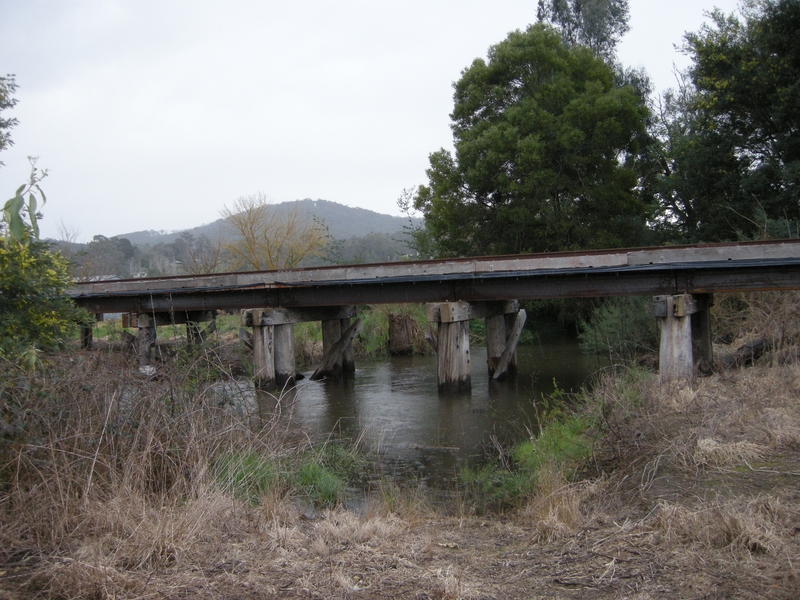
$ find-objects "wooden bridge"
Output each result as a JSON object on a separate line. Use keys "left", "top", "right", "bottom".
{"left": 69, "top": 239, "right": 800, "bottom": 392}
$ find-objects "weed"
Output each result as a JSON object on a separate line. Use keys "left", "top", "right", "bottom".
{"left": 295, "top": 461, "right": 344, "bottom": 507}
{"left": 214, "top": 451, "right": 279, "bottom": 505}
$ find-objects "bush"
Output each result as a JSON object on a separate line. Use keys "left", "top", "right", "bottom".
{"left": 0, "top": 240, "right": 87, "bottom": 360}
{"left": 578, "top": 296, "right": 658, "bottom": 360}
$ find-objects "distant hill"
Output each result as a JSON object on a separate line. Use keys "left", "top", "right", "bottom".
{"left": 118, "top": 199, "right": 418, "bottom": 246}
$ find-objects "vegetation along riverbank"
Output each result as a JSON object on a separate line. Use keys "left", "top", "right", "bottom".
{"left": 1, "top": 290, "right": 799, "bottom": 599}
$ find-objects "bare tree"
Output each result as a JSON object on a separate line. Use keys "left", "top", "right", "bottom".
{"left": 183, "top": 233, "right": 223, "bottom": 274}
{"left": 220, "top": 192, "right": 331, "bottom": 271}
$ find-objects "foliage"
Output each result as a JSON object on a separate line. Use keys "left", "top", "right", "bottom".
{"left": 0, "top": 74, "right": 17, "bottom": 167}
{"left": 221, "top": 192, "right": 331, "bottom": 270}
{"left": 414, "top": 24, "right": 651, "bottom": 257}
{"left": 71, "top": 234, "right": 139, "bottom": 280}
{"left": 578, "top": 296, "right": 659, "bottom": 359}
{"left": 655, "top": 0, "right": 800, "bottom": 242}
{"left": 0, "top": 241, "right": 86, "bottom": 360}
{"left": 1, "top": 162, "right": 87, "bottom": 362}
{"left": 536, "top": 0, "right": 630, "bottom": 61}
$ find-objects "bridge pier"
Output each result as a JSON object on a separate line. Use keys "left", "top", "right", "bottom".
{"left": 653, "top": 294, "right": 714, "bottom": 383}
{"left": 427, "top": 301, "right": 522, "bottom": 394}
{"left": 321, "top": 317, "right": 357, "bottom": 377}
{"left": 242, "top": 306, "right": 357, "bottom": 390}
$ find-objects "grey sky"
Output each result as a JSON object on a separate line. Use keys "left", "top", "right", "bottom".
{"left": 0, "top": 0, "right": 740, "bottom": 242}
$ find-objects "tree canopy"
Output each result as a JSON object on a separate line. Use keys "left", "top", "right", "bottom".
{"left": 536, "top": 0, "right": 630, "bottom": 61}
{"left": 655, "top": 0, "right": 800, "bottom": 242}
{"left": 413, "top": 24, "right": 651, "bottom": 257}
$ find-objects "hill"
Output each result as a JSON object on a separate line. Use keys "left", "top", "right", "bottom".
{"left": 118, "top": 199, "right": 417, "bottom": 246}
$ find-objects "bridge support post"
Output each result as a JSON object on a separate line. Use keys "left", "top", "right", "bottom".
{"left": 274, "top": 324, "right": 296, "bottom": 389}
{"left": 341, "top": 317, "right": 355, "bottom": 374}
{"left": 136, "top": 313, "right": 157, "bottom": 366}
{"left": 437, "top": 319, "right": 471, "bottom": 394}
{"left": 485, "top": 301, "right": 521, "bottom": 379}
{"left": 252, "top": 321, "right": 276, "bottom": 389}
{"left": 80, "top": 315, "right": 100, "bottom": 350}
{"left": 243, "top": 306, "right": 356, "bottom": 390}
{"left": 654, "top": 294, "right": 714, "bottom": 383}
{"left": 321, "top": 319, "right": 343, "bottom": 377}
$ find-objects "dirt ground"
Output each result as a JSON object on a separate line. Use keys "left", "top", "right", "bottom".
{"left": 2, "top": 349, "right": 800, "bottom": 599}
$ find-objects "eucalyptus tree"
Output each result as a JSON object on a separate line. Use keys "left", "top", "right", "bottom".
{"left": 536, "top": 0, "right": 630, "bottom": 61}
{"left": 413, "top": 24, "right": 652, "bottom": 257}
{"left": 656, "top": 0, "right": 800, "bottom": 242}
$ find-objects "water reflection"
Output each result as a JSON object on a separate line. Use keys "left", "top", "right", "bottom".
{"left": 254, "top": 339, "right": 604, "bottom": 484}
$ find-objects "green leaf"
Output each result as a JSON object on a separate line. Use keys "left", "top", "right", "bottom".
{"left": 28, "top": 193, "right": 39, "bottom": 239}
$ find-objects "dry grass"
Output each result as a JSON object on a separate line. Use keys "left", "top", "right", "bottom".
{"left": 3, "top": 293, "right": 800, "bottom": 598}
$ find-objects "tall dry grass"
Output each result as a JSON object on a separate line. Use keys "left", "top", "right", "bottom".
{"left": 0, "top": 346, "right": 303, "bottom": 596}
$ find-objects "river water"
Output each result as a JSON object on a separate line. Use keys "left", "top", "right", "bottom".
{"left": 250, "top": 338, "right": 605, "bottom": 487}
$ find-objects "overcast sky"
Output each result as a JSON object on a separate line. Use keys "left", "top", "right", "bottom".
{"left": 0, "top": 0, "right": 741, "bottom": 242}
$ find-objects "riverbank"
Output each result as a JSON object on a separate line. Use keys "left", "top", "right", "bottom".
{"left": 2, "top": 339, "right": 799, "bottom": 598}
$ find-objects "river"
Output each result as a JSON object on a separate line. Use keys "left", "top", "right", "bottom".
{"left": 249, "top": 337, "right": 606, "bottom": 487}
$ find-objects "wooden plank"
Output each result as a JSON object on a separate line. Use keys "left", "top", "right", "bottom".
{"left": 492, "top": 309, "right": 527, "bottom": 381}
{"left": 311, "top": 319, "right": 362, "bottom": 381}
{"left": 475, "top": 253, "right": 628, "bottom": 273}
{"left": 629, "top": 242, "right": 800, "bottom": 266}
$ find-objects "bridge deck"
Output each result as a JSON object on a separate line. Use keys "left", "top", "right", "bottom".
{"left": 69, "top": 240, "right": 800, "bottom": 314}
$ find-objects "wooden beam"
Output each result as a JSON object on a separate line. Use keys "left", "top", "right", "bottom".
{"left": 656, "top": 295, "right": 694, "bottom": 383}
{"left": 242, "top": 306, "right": 356, "bottom": 327}
{"left": 321, "top": 319, "right": 344, "bottom": 376}
{"left": 252, "top": 323, "right": 276, "bottom": 389}
{"left": 424, "top": 324, "right": 438, "bottom": 353}
{"left": 239, "top": 328, "right": 253, "bottom": 350}
{"left": 426, "top": 300, "right": 519, "bottom": 323}
{"left": 311, "top": 319, "right": 362, "bottom": 381}
{"left": 492, "top": 309, "right": 527, "bottom": 381}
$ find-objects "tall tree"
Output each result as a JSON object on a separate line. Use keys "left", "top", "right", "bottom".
{"left": 658, "top": 0, "right": 800, "bottom": 241}
{"left": 414, "top": 24, "right": 651, "bottom": 257}
{"left": 537, "top": 0, "right": 630, "bottom": 61}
